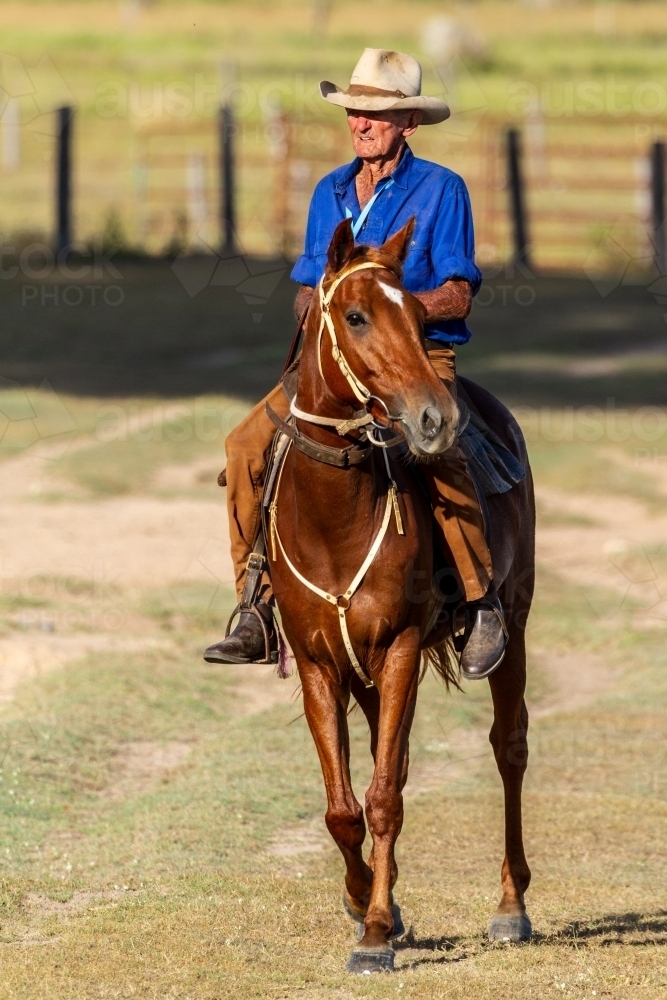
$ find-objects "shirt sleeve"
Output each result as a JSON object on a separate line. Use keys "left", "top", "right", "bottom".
{"left": 430, "top": 175, "right": 483, "bottom": 295}
{"left": 290, "top": 182, "right": 321, "bottom": 287}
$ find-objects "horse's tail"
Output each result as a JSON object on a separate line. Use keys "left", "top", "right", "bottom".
{"left": 422, "top": 637, "right": 462, "bottom": 692}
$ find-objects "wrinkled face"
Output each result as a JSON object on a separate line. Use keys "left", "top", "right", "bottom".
{"left": 346, "top": 108, "right": 422, "bottom": 162}
{"left": 325, "top": 267, "right": 458, "bottom": 458}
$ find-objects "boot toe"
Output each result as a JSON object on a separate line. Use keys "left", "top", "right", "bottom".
{"left": 203, "top": 609, "right": 276, "bottom": 665}
{"left": 459, "top": 608, "right": 507, "bottom": 680}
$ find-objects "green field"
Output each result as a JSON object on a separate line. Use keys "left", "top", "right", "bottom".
{"left": 2, "top": 0, "right": 667, "bottom": 264}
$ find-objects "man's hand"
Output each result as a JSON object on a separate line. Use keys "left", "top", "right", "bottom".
{"left": 414, "top": 279, "right": 472, "bottom": 323}
{"left": 294, "top": 285, "right": 314, "bottom": 321}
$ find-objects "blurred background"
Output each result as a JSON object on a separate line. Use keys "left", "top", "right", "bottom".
{"left": 1, "top": 4, "right": 667, "bottom": 997}
{"left": 2, "top": 0, "right": 667, "bottom": 403}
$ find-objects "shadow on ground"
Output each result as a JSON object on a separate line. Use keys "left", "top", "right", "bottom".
{"left": 2, "top": 255, "right": 667, "bottom": 405}
{"left": 555, "top": 911, "right": 667, "bottom": 946}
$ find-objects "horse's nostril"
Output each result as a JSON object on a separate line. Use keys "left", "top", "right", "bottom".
{"left": 421, "top": 405, "right": 443, "bottom": 439}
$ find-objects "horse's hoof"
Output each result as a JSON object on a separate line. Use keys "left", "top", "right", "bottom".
{"left": 488, "top": 913, "right": 532, "bottom": 942}
{"left": 346, "top": 946, "right": 395, "bottom": 974}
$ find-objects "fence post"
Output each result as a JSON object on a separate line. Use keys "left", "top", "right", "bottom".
{"left": 651, "top": 140, "right": 666, "bottom": 275}
{"left": 56, "top": 105, "right": 74, "bottom": 253}
{"left": 506, "top": 127, "right": 531, "bottom": 269}
{"left": 219, "top": 103, "right": 236, "bottom": 254}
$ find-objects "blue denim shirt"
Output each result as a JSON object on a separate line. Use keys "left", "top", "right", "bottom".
{"left": 290, "top": 145, "right": 482, "bottom": 344}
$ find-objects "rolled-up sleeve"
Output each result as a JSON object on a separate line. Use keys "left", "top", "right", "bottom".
{"left": 430, "top": 176, "right": 483, "bottom": 295}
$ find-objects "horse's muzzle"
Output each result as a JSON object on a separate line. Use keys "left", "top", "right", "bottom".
{"left": 403, "top": 401, "right": 458, "bottom": 457}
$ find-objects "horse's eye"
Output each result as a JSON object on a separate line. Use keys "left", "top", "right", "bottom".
{"left": 346, "top": 311, "right": 367, "bottom": 328}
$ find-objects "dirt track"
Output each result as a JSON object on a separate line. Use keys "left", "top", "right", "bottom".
{"left": 1, "top": 443, "right": 666, "bottom": 714}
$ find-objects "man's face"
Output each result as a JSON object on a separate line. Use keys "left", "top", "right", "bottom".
{"left": 346, "top": 108, "right": 422, "bottom": 161}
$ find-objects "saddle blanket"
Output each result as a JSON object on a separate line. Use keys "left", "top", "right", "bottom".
{"left": 457, "top": 405, "right": 526, "bottom": 498}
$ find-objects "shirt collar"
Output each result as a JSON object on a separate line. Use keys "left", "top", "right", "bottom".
{"left": 334, "top": 144, "right": 414, "bottom": 196}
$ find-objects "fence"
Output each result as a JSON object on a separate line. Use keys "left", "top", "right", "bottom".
{"left": 0, "top": 102, "right": 666, "bottom": 275}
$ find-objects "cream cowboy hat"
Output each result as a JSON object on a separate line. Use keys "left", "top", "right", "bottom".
{"left": 320, "top": 48, "right": 450, "bottom": 125}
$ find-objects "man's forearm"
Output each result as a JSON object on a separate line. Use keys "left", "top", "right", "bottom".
{"left": 414, "top": 279, "right": 472, "bottom": 323}
{"left": 294, "top": 285, "right": 314, "bottom": 320}
{"left": 294, "top": 280, "right": 471, "bottom": 323}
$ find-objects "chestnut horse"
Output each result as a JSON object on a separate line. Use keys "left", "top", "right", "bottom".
{"left": 268, "top": 219, "right": 534, "bottom": 973}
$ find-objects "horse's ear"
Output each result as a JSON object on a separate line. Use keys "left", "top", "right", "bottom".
{"left": 379, "top": 217, "right": 416, "bottom": 264}
{"left": 327, "top": 218, "right": 355, "bottom": 273}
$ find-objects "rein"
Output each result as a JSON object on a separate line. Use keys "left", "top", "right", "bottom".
{"left": 267, "top": 259, "right": 409, "bottom": 687}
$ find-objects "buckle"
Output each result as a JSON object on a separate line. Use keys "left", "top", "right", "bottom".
{"left": 246, "top": 552, "right": 265, "bottom": 572}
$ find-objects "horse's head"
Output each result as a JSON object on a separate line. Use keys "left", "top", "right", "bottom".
{"left": 311, "top": 217, "right": 459, "bottom": 457}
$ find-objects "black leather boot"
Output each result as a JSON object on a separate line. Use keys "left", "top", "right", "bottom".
{"left": 203, "top": 601, "right": 277, "bottom": 664}
{"left": 455, "top": 592, "right": 508, "bottom": 680}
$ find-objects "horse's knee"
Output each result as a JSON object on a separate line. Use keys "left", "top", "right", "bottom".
{"left": 325, "top": 803, "right": 365, "bottom": 851}
{"left": 365, "top": 786, "right": 403, "bottom": 840}
{"left": 490, "top": 724, "right": 529, "bottom": 777}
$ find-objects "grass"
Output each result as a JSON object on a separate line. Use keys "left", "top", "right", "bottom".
{"left": 56, "top": 399, "right": 247, "bottom": 497}
{"left": 1, "top": 568, "right": 667, "bottom": 996}
{"left": 527, "top": 439, "right": 667, "bottom": 509}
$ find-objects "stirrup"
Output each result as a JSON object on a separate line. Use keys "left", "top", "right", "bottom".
{"left": 224, "top": 600, "right": 278, "bottom": 665}
{"left": 452, "top": 595, "right": 508, "bottom": 654}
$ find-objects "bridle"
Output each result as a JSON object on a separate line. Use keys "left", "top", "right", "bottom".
{"left": 291, "top": 260, "right": 404, "bottom": 449}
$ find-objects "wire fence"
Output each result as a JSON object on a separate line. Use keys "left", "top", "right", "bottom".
{"left": 0, "top": 101, "right": 665, "bottom": 274}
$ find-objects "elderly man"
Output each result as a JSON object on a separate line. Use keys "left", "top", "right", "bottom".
{"left": 204, "top": 48, "right": 506, "bottom": 679}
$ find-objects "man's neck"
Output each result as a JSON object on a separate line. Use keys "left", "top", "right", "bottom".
{"left": 355, "top": 143, "right": 406, "bottom": 207}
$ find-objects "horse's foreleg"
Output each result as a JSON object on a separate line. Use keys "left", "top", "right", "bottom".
{"left": 487, "top": 622, "right": 532, "bottom": 942}
{"left": 299, "top": 659, "right": 373, "bottom": 914}
{"left": 355, "top": 630, "right": 420, "bottom": 961}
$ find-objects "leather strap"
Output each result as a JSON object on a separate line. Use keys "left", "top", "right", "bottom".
{"left": 281, "top": 302, "right": 310, "bottom": 377}
{"left": 266, "top": 402, "right": 372, "bottom": 468}
{"left": 317, "top": 261, "right": 385, "bottom": 402}
{"left": 239, "top": 531, "right": 267, "bottom": 608}
{"left": 290, "top": 397, "right": 374, "bottom": 437}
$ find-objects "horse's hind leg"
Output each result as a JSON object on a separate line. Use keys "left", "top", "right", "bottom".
{"left": 487, "top": 622, "right": 532, "bottom": 942}
{"left": 299, "top": 660, "right": 373, "bottom": 917}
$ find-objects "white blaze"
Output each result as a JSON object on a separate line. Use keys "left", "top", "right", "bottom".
{"left": 378, "top": 281, "right": 404, "bottom": 309}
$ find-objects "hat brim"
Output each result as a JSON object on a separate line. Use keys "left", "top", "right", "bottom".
{"left": 319, "top": 80, "right": 450, "bottom": 125}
